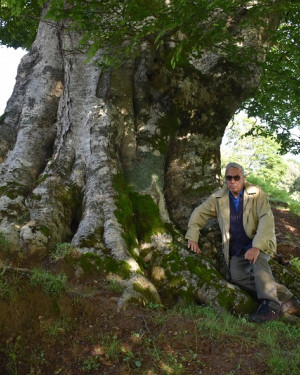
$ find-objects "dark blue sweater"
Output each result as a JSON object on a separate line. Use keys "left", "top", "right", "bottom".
{"left": 229, "top": 192, "right": 252, "bottom": 256}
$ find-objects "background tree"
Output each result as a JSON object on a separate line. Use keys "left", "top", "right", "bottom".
{"left": 222, "top": 115, "right": 300, "bottom": 213}
{"left": 0, "top": 0, "right": 299, "bottom": 310}
{"left": 221, "top": 115, "right": 288, "bottom": 185}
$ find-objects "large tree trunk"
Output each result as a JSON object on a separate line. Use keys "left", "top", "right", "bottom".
{"left": 1, "top": 5, "right": 296, "bottom": 311}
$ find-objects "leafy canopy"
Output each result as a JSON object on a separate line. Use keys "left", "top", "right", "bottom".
{"left": 1, "top": 0, "right": 299, "bottom": 153}
{"left": 0, "top": 0, "right": 42, "bottom": 49}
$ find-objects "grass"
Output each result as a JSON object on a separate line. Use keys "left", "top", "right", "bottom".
{"left": 0, "top": 278, "right": 13, "bottom": 300}
{"left": 50, "top": 242, "right": 77, "bottom": 261}
{"left": 82, "top": 356, "right": 101, "bottom": 372}
{"left": 0, "top": 278, "right": 299, "bottom": 375}
{"left": 0, "top": 231, "right": 9, "bottom": 253}
{"left": 40, "top": 317, "right": 72, "bottom": 338}
{"left": 167, "top": 305, "right": 300, "bottom": 374}
{"left": 0, "top": 273, "right": 25, "bottom": 301}
{"left": 104, "top": 279, "right": 125, "bottom": 293}
{"left": 30, "top": 269, "right": 67, "bottom": 297}
{"left": 256, "top": 321, "right": 300, "bottom": 375}
{"left": 290, "top": 256, "right": 300, "bottom": 273}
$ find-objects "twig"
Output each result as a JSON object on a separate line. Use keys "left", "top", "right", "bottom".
{"left": 0, "top": 264, "right": 33, "bottom": 275}
{"left": 139, "top": 314, "right": 151, "bottom": 333}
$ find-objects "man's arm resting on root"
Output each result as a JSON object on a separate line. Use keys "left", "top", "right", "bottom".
{"left": 187, "top": 240, "right": 201, "bottom": 254}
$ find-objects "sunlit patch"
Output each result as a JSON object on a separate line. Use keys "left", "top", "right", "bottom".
{"left": 92, "top": 345, "right": 105, "bottom": 356}
{"left": 126, "top": 258, "right": 140, "bottom": 272}
{"left": 152, "top": 266, "right": 166, "bottom": 282}
{"left": 160, "top": 362, "right": 174, "bottom": 374}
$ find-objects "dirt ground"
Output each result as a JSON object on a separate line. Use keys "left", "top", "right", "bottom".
{"left": 274, "top": 207, "right": 300, "bottom": 261}
{"left": 0, "top": 206, "right": 299, "bottom": 375}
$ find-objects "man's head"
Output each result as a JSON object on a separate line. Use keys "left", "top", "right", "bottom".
{"left": 225, "top": 162, "right": 245, "bottom": 197}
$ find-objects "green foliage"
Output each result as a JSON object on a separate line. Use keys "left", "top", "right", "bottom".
{"left": 2, "top": 0, "right": 300, "bottom": 153}
{"left": 30, "top": 269, "right": 67, "bottom": 297}
{"left": 222, "top": 115, "right": 289, "bottom": 184}
{"left": 0, "top": 0, "right": 42, "bottom": 49}
{"left": 283, "top": 159, "right": 300, "bottom": 194}
{"left": 222, "top": 115, "right": 300, "bottom": 214}
{"left": 245, "top": 6, "right": 300, "bottom": 154}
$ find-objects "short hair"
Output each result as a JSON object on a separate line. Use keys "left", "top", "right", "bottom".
{"left": 225, "top": 162, "right": 245, "bottom": 176}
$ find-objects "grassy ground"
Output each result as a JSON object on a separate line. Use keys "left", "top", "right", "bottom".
{"left": 0, "top": 268, "right": 299, "bottom": 375}
{"left": 0, "top": 203, "right": 299, "bottom": 374}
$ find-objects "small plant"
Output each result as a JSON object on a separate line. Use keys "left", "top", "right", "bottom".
{"left": 290, "top": 256, "right": 300, "bottom": 273}
{"left": 147, "top": 302, "right": 164, "bottom": 310}
{"left": 82, "top": 356, "right": 101, "bottom": 372}
{"left": 50, "top": 242, "right": 77, "bottom": 261}
{"left": 0, "top": 278, "right": 13, "bottom": 300}
{"left": 0, "top": 231, "right": 9, "bottom": 253}
{"left": 5, "top": 336, "right": 23, "bottom": 375}
{"left": 0, "top": 274, "right": 23, "bottom": 300}
{"left": 30, "top": 269, "right": 67, "bottom": 297}
{"left": 41, "top": 318, "right": 71, "bottom": 338}
{"left": 28, "top": 349, "right": 46, "bottom": 373}
{"left": 121, "top": 346, "right": 143, "bottom": 368}
{"left": 101, "top": 334, "right": 120, "bottom": 361}
{"left": 105, "top": 279, "right": 125, "bottom": 293}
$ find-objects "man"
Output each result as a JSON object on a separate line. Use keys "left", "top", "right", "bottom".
{"left": 186, "top": 162, "right": 299, "bottom": 322}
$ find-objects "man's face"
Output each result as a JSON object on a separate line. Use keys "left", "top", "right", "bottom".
{"left": 225, "top": 167, "right": 245, "bottom": 197}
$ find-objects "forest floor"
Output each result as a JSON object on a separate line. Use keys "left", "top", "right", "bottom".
{"left": 0, "top": 206, "right": 299, "bottom": 375}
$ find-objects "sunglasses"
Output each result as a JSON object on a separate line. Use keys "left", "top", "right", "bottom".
{"left": 225, "top": 175, "right": 242, "bottom": 181}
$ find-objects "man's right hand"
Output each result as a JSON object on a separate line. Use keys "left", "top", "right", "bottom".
{"left": 187, "top": 240, "right": 201, "bottom": 254}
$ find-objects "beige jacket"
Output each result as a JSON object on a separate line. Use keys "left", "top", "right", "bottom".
{"left": 185, "top": 182, "right": 277, "bottom": 265}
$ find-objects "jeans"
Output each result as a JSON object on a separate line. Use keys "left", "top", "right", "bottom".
{"left": 230, "top": 252, "right": 293, "bottom": 311}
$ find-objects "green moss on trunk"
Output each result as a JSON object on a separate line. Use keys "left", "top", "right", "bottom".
{"left": 130, "top": 192, "right": 165, "bottom": 243}
{"left": 113, "top": 173, "right": 165, "bottom": 247}
{"left": 113, "top": 173, "right": 138, "bottom": 252}
{"left": 79, "top": 253, "right": 132, "bottom": 279}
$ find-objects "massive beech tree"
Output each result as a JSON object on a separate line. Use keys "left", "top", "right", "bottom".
{"left": 0, "top": 0, "right": 299, "bottom": 310}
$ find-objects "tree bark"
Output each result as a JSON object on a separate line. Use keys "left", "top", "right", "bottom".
{"left": 0, "top": 6, "right": 297, "bottom": 311}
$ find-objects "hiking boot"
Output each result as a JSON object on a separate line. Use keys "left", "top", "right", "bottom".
{"left": 280, "top": 296, "right": 300, "bottom": 316}
{"left": 248, "top": 300, "right": 280, "bottom": 323}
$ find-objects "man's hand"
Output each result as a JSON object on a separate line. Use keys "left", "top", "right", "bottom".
{"left": 245, "top": 247, "right": 260, "bottom": 264}
{"left": 187, "top": 240, "right": 201, "bottom": 254}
